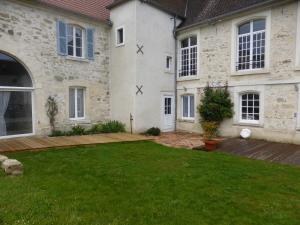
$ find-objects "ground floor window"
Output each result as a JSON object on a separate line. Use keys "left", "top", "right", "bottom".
{"left": 240, "top": 93, "right": 260, "bottom": 123}
{"left": 182, "top": 95, "right": 194, "bottom": 119}
{"left": 69, "top": 87, "right": 85, "bottom": 119}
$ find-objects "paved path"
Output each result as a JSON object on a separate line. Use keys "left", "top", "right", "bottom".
{"left": 218, "top": 138, "right": 300, "bottom": 167}
{"left": 0, "top": 133, "right": 151, "bottom": 153}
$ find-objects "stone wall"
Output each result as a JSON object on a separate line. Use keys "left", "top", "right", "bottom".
{"left": 177, "top": 1, "right": 300, "bottom": 144}
{"left": 0, "top": 0, "right": 110, "bottom": 135}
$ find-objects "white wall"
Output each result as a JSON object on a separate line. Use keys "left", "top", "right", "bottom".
{"left": 110, "top": 0, "right": 137, "bottom": 131}
{"left": 110, "top": 0, "right": 180, "bottom": 132}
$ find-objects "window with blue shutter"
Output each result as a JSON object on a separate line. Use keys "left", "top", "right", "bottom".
{"left": 57, "top": 21, "right": 67, "bottom": 56}
{"left": 86, "top": 28, "right": 94, "bottom": 60}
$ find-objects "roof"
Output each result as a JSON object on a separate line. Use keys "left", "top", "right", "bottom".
{"left": 107, "top": 0, "right": 187, "bottom": 17}
{"left": 38, "top": 0, "right": 113, "bottom": 21}
{"left": 181, "top": 0, "right": 291, "bottom": 28}
{"left": 37, "top": 0, "right": 295, "bottom": 28}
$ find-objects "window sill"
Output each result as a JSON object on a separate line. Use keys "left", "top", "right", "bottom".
{"left": 233, "top": 122, "right": 263, "bottom": 128}
{"left": 178, "top": 118, "right": 195, "bottom": 123}
{"left": 231, "top": 69, "right": 270, "bottom": 76}
{"left": 165, "top": 70, "right": 174, "bottom": 74}
{"left": 294, "top": 66, "right": 300, "bottom": 71}
{"left": 116, "top": 43, "right": 125, "bottom": 48}
{"left": 68, "top": 119, "right": 91, "bottom": 124}
{"left": 177, "top": 75, "right": 199, "bottom": 82}
{"left": 65, "top": 56, "right": 89, "bottom": 63}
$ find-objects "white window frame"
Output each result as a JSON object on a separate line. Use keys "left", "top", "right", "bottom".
{"left": 67, "top": 24, "right": 85, "bottom": 58}
{"left": 177, "top": 31, "right": 200, "bottom": 81}
{"left": 297, "top": 83, "right": 300, "bottom": 129}
{"left": 69, "top": 87, "right": 85, "bottom": 120}
{"left": 296, "top": 1, "right": 300, "bottom": 70}
{"left": 233, "top": 85, "right": 265, "bottom": 126}
{"left": 181, "top": 95, "right": 195, "bottom": 120}
{"left": 116, "top": 26, "right": 125, "bottom": 47}
{"left": 239, "top": 92, "right": 260, "bottom": 124}
{"left": 231, "top": 11, "right": 271, "bottom": 76}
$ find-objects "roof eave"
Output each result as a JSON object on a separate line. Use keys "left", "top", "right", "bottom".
{"left": 107, "top": 0, "right": 186, "bottom": 19}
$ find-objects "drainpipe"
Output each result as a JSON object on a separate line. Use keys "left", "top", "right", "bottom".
{"left": 173, "top": 15, "right": 178, "bottom": 131}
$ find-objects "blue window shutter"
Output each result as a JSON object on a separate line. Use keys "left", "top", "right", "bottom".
{"left": 56, "top": 20, "right": 67, "bottom": 56}
{"left": 86, "top": 28, "right": 94, "bottom": 60}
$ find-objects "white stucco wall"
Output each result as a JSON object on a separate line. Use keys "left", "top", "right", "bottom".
{"left": 177, "top": 1, "right": 300, "bottom": 144}
{"left": 0, "top": 0, "right": 110, "bottom": 135}
{"left": 109, "top": 0, "right": 137, "bottom": 131}
{"left": 110, "top": 0, "right": 179, "bottom": 132}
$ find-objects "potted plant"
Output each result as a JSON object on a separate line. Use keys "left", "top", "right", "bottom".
{"left": 198, "top": 84, "right": 234, "bottom": 151}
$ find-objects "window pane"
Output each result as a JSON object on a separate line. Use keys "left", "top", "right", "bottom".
{"left": 0, "top": 53, "right": 33, "bottom": 87}
{"left": 253, "top": 19, "right": 266, "bottom": 32}
{"left": 190, "top": 96, "right": 195, "bottom": 117}
{"left": 238, "top": 22, "right": 250, "bottom": 34}
{"left": 1, "top": 91, "right": 32, "bottom": 136}
{"left": 77, "top": 88, "right": 84, "bottom": 118}
{"left": 181, "top": 38, "right": 189, "bottom": 48}
{"left": 183, "top": 96, "right": 188, "bottom": 117}
{"left": 69, "top": 88, "right": 75, "bottom": 118}
{"left": 67, "top": 25, "right": 73, "bottom": 36}
{"left": 117, "top": 28, "right": 123, "bottom": 44}
{"left": 76, "top": 48, "right": 82, "bottom": 57}
{"left": 190, "top": 36, "right": 197, "bottom": 46}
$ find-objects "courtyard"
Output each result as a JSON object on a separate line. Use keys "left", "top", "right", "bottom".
{"left": 0, "top": 141, "right": 299, "bottom": 225}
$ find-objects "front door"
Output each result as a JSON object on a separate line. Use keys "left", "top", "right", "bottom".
{"left": 162, "top": 95, "right": 175, "bottom": 132}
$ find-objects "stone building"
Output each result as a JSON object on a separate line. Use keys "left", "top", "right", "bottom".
{"left": 1, "top": 0, "right": 300, "bottom": 144}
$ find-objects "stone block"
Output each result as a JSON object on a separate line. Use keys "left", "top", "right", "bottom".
{"left": 1, "top": 159, "right": 23, "bottom": 176}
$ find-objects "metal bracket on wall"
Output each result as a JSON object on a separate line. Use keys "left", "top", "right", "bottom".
{"left": 136, "top": 44, "right": 144, "bottom": 55}
{"left": 136, "top": 85, "right": 143, "bottom": 95}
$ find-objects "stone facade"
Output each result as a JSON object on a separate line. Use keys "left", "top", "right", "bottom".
{"left": 0, "top": 0, "right": 110, "bottom": 135}
{"left": 177, "top": 1, "right": 300, "bottom": 144}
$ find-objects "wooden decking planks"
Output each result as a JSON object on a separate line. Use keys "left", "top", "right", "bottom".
{"left": 0, "top": 133, "right": 152, "bottom": 153}
{"left": 218, "top": 138, "right": 300, "bottom": 166}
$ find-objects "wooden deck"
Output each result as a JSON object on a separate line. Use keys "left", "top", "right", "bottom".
{"left": 218, "top": 138, "right": 300, "bottom": 166}
{"left": 0, "top": 133, "right": 152, "bottom": 153}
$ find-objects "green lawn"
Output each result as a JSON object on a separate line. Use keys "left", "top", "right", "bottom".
{"left": 0, "top": 141, "right": 300, "bottom": 225}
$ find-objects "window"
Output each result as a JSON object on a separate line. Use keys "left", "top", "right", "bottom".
{"left": 0, "top": 52, "right": 33, "bottom": 137}
{"left": 164, "top": 97, "right": 172, "bottom": 115}
{"left": 237, "top": 19, "right": 266, "bottom": 71}
{"left": 116, "top": 27, "right": 124, "bottom": 46}
{"left": 67, "top": 25, "right": 84, "bottom": 58}
{"left": 240, "top": 93, "right": 260, "bottom": 123}
{"left": 57, "top": 21, "right": 94, "bottom": 60}
{"left": 182, "top": 95, "right": 195, "bottom": 119}
{"left": 179, "top": 36, "right": 197, "bottom": 77}
{"left": 166, "top": 56, "right": 172, "bottom": 71}
{"left": 69, "top": 87, "right": 85, "bottom": 119}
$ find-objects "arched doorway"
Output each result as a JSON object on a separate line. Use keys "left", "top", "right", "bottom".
{"left": 0, "top": 52, "right": 34, "bottom": 138}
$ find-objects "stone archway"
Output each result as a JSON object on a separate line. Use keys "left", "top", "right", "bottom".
{"left": 0, "top": 52, "right": 34, "bottom": 138}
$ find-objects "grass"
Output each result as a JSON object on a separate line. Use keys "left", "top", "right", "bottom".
{"left": 0, "top": 141, "right": 300, "bottom": 225}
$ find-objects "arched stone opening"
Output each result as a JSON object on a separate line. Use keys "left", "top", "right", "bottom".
{"left": 0, "top": 52, "right": 34, "bottom": 138}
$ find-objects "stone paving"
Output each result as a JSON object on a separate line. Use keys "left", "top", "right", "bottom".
{"left": 154, "top": 132, "right": 205, "bottom": 149}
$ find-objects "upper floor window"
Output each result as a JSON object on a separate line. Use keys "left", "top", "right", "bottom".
{"left": 237, "top": 19, "right": 266, "bottom": 71}
{"left": 179, "top": 36, "right": 197, "bottom": 77}
{"left": 67, "top": 25, "right": 84, "bottom": 58}
{"left": 166, "top": 56, "right": 172, "bottom": 71}
{"left": 240, "top": 93, "right": 260, "bottom": 123}
{"left": 57, "top": 21, "right": 94, "bottom": 60}
{"left": 116, "top": 26, "right": 125, "bottom": 46}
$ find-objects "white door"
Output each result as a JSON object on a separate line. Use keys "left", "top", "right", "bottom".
{"left": 162, "top": 95, "right": 175, "bottom": 132}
